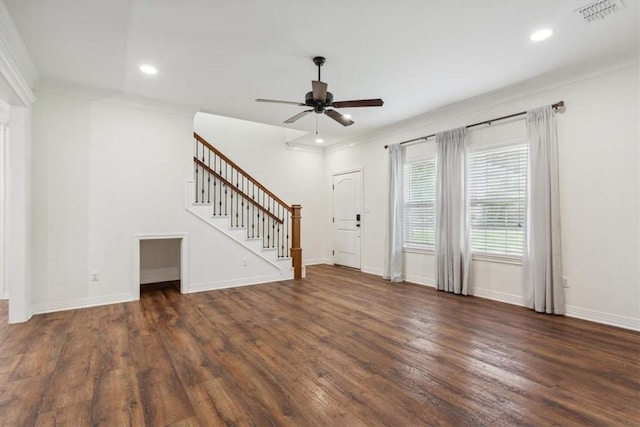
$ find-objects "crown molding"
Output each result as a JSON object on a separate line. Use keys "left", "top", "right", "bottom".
{"left": 0, "top": 1, "right": 37, "bottom": 106}
{"left": 35, "top": 77, "right": 200, "bottom": 117}
{"left": 326, "top": 48, "right": 639, "bottom": 154}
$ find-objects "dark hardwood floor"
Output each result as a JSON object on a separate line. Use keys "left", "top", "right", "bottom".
{"left": 1, "top": 265, "right": 638, "bottom": 426}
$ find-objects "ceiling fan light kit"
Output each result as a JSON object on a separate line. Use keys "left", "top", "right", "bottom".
{"left": 256, "top": 56, "right": 384, "bottom": 127}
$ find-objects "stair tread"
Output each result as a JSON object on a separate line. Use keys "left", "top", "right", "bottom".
{"left": 188, "top": 176, "right": 296, "bottom": 275}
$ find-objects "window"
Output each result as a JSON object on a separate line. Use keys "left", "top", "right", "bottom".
{"left": 403, "top": 157, "right": 436, "bottom": 249}
{"left": 468, "top": 143, "right": 527, "bottom": 257}
{"left": 400, "top": 138, "right": 527, "bottom": 258}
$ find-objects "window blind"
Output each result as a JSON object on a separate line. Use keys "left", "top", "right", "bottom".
{"left": 403, "top": 159, "right": 436, "bottom": 248}
{"left": 469, "top": 143, "right": 527, "bottom": 256}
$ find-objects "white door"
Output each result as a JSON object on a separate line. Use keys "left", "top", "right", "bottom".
{"left": 333, "top": 170, "right": 362, "bottom": 269}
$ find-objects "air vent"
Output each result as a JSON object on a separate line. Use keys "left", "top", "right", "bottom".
{"left": 575, "top": 0, "right": 621, "bottom": 22}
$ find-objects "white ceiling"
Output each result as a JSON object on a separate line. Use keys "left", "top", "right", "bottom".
{"left": 4, "top": 0, "right": 639, "bottom": 146}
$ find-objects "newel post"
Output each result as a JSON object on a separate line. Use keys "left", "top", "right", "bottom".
{"left": 291, "top": 204, "right": 302, "bottom": 279}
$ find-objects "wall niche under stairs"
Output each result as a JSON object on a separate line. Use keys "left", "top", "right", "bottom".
{"left": 140, "top": 238, "right": 181, "bottom": 287}
{"left": 134, "top": 233, "right": 188, "bottom": 298}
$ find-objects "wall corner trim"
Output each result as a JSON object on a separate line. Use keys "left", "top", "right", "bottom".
{"left": 0, "top": 1, "right": 37, "bottom": 106}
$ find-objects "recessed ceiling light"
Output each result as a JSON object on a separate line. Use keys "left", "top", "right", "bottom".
{"left": 530, "top": 28, "right": 553, "bottom": 42}
{"left": 315, "top": 138, "right": 324, "bottom": 144}
{"left": 139, "top": 65, "right": 158, "bottom": 75}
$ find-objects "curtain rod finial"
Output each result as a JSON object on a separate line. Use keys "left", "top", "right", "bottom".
{"left": 554, "top": 100, "right": 565, "bottom": 113}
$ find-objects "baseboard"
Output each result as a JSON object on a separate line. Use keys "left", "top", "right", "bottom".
{"left": 361, "top": 261, "right": 638, "bottom": 331}
{"left": 187, "top": 272, "right": 291, "bottom": 294}
{"left": 471, "top": 287, "right": 525, "bottom": 306}
{"left": 565, "top": 305, "right": 640, "bottom": 332}
{"left": 304, "top": 258, "right": 331, "bottom": 266}
{"left": 32, "top": 292, "right": 135, "bottom": 316}
{"left": 470, "top": 288, "right": 640, "bottom": 331}
{"left": 360, "top": 267, "right": 435, "bottom": 288}
{"left": 140, "top": 267, "right": 180, "bottom": 284}
{"left": 404, "top": 274, "right": 435, "bottom": 287}
{"left": 362, "top": 266, "right": 383, "bottom": 276}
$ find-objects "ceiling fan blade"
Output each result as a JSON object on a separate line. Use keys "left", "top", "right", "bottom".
{"left": 256, "top": 98, "right": 305, "bottom": 106}
{"left": 332, "top": 98, "right": 384, "bottom": 108}
{"left": 325, "top": 109, "right": 354, "bottom": 126}
{"left": 284, "top": 110, "right": 313, "bottom": 124}
{"left": 312, "top": 81, "right": 328, "bottom": 102}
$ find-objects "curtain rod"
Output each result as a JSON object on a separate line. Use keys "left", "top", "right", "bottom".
{"left": 384, "top": 100, "right": 565, "bottom": 149}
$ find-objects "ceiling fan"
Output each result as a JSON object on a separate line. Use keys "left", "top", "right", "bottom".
{"left": 256, "top": 56, "right": 384, "bottom": 127}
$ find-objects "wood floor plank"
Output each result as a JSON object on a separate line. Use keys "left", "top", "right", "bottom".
{"left": 185, "top": 379, "right": 243, "bottom": 426}
{"left": 89, "top": 367, "right": 145, "bottom": 426}
{"left": 0, "top": 265, "right": 639, "bottom": 426}
{"left": 0, "top": 374, "right": 49, "bottom": 426}
{"left": 34, "top": 401, "right": 93, "bottom": 427}
{"left": 37, "top": 313, "right": 98, "bottom": 413}
{"left": 129, "top": 333, "right": 197, "bottom": 426}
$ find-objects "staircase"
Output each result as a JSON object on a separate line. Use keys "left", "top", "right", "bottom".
{"left": 187, "top": 132, "right": 302, "bottom": 279}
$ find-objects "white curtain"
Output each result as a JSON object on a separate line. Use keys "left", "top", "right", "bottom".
{"left": 523, "top": 105, "right": 565, "bottom": 314}
{"left": 383, "top": 143, "right": 404, "bottom": 282}
{"left": 435, "top": 127, "right": 471, "bottom": 295}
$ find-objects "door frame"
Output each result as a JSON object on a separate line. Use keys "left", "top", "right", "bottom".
{"left": 332, "top": 167, "right": 364, "bottom": 269}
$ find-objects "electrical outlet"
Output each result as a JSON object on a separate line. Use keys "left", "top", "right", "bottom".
{"left": 242, "top": 258, "right": 248, "bottom": 267}
{"left": 91, "top": 270, "right": 100, "bottom": 282}
{"left": 562, "top": 276, "right": 570, "bottom": 288}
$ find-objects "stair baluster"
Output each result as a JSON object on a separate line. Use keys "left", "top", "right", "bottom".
{"left": 192, "top": 132, "right": 302, "bottom": 278}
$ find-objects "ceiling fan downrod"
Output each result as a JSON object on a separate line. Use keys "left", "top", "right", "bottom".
{"left": 313, "top": 56, "right": 325, "bottom": 82}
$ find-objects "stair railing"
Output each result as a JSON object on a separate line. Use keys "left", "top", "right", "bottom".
{"left": 193, "top": 132, "right": 302, "bottom": 279}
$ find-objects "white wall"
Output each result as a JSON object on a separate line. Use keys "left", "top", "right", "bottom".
{"left": 325, "top": 58, "right": 640, "bottom": 330}
{"left": 31, "top": 90, "right": 321, "bottom": 313}
{"left": 5, "top": 104, "right": 32, "bottom": 322}
{"left": 323, "top": 135, "right": 389, "bottom": 274}
{"left": 194, "top": 113, "right": 328, "bottom": 265}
